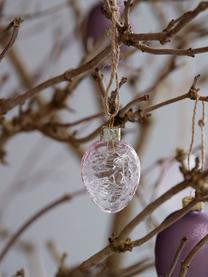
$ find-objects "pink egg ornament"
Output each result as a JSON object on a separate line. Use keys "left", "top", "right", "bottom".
{"left": 81, "top": 127, "right": 141, "bottom": 213}
{"left": 81, "top": 140, "right": 141, "bottom": 213}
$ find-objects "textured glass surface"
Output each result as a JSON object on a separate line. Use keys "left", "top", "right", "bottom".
{"left": 81, "top": 141, "right": 141, "bottom": 213}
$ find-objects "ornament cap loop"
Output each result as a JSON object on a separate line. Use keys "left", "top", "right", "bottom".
{"left": 182, "top": 196, "right": 204, "bottom": 211}
{"left": 101, "top": 127, "right": 121, "bottom": 142}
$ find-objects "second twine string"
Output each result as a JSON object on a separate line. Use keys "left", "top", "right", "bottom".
{"left": 188, "top": 95, "right": 206, "bottom": 170}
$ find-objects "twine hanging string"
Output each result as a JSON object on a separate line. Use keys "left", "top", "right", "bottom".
{"left": 188, "top": 94, "right": 199, "bottom": 170}
{"left": 104, "top": 0, "right": 121, "bottom": 122}
{"left": 199, "top": 101, "right": 206, "bottom": 170}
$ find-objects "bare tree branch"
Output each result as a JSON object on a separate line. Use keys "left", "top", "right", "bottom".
{"left": 0, "top": 17, "right": 23, "bottom": 62}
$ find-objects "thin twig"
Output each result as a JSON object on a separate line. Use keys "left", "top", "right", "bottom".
{"left": 0, "top": 2, "right": 67, "bottom": 20}
{"left": 0, "top": 17, "right": 23, "bottom": 62}
{"left": 135, "top": 42, "right": 208, "bottom": 57}
{"left": 119, "top": 94, "right": 149, "bottom": 116}
{"left": 166, "top": 237, "right": 187, "bottom": 277}
{"left": 123, "top": 0, "right": 132, "bottom": 31}
{"left": 143, "top": 92, "right": 207, "bottom": 116}
{"left": 180, "top": 233, "right": 208, "bottom": 277}
{"left": 47, "top": 112, "right": 103, "bottom": 128}
{"left": 114, "top": 257, "right": 154, "bottom": 277}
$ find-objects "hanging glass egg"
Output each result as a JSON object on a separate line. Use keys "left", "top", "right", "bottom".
{"left": 81, "top": 127, "right": 141, "bottom": 213}
{"left": 155, "top": 199, "right": 208, "bottom": 277}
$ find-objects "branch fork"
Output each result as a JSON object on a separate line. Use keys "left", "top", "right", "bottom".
{"left": 109, "top": 234, "right": 133, "bottom": 253}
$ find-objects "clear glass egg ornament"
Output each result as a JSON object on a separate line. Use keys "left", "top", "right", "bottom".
{"left": 81, "top": 128, "right": 141, "bottom": 213}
